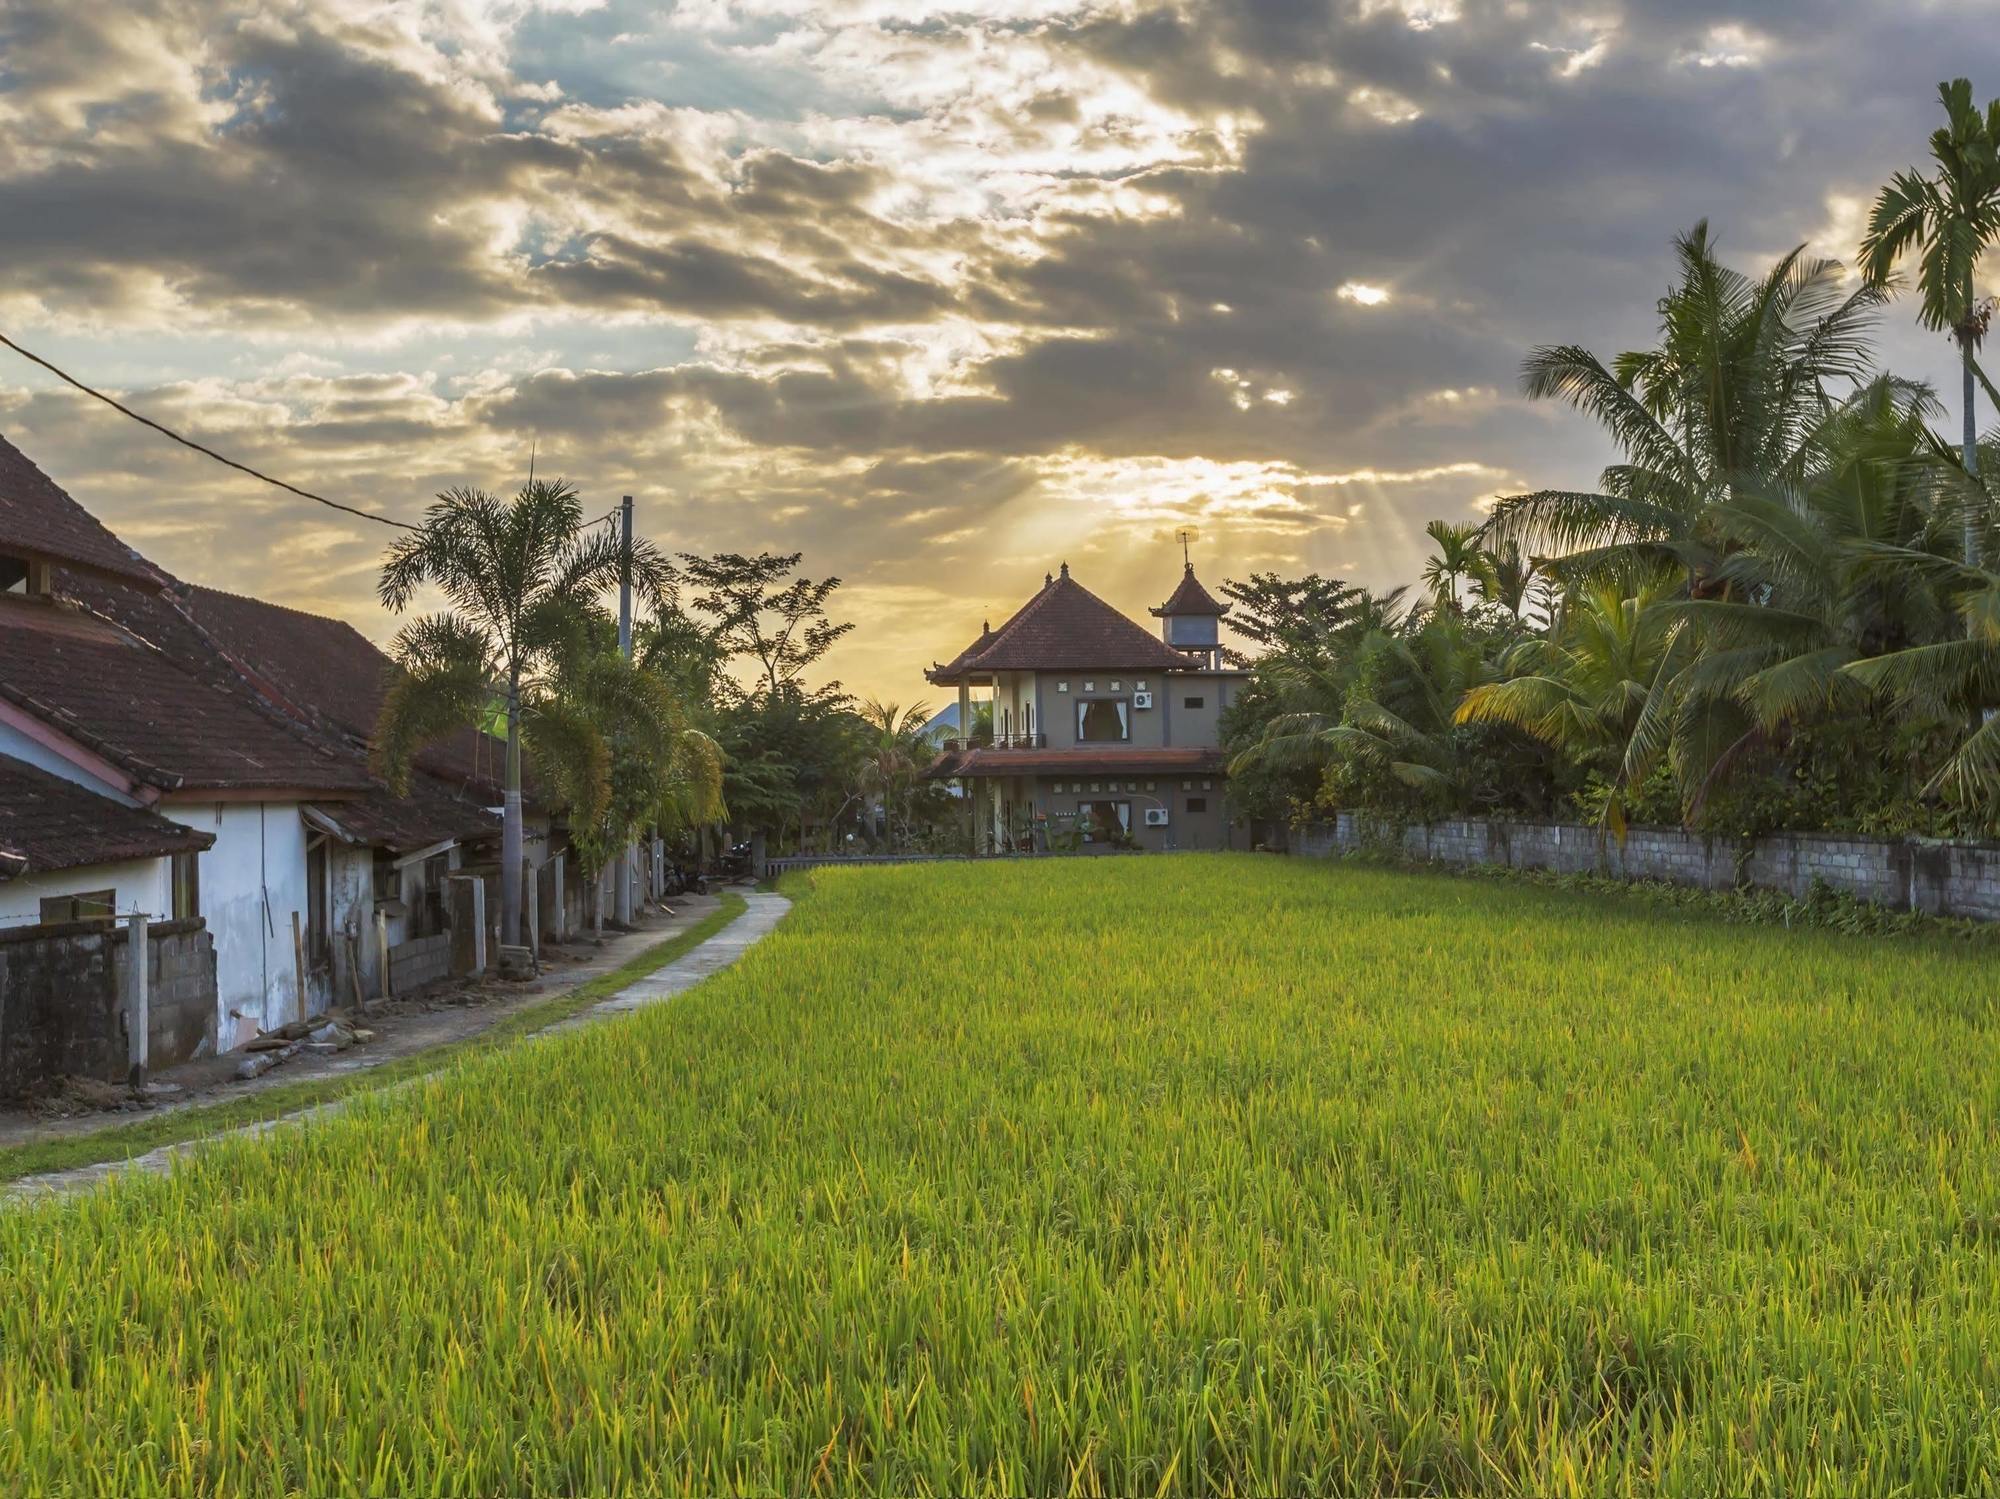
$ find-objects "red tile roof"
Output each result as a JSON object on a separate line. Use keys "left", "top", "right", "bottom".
{"left": 927, "top": 566, "right": 1193, "bottom": 682}
{"left": 925, "top": 746, "right": 1226, "bottom": 780}
{"left": 0, "top": 752, "right": 214, "bottom": 877}
{"left": 1150, "top": 565, "right": 1228, "bottom": 617}
{"left": 307, "top": 784, "right": 497, "bottom": 855}
{"left": 0, "top": 595, "right": 375, "bottom": 795}
{"left": 0, "top": 432, "right": 166, "bottom": 589}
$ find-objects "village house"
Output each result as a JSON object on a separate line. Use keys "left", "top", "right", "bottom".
{"left": 0, "top": 431, "right": 549, "bottom": 1062}
{"left": 925, "top": 560, "right": 1244, "bottom": 852}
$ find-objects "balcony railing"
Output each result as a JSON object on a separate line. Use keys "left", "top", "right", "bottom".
{"left": 942, "top": 731, "right": 1046, "bottom": 752}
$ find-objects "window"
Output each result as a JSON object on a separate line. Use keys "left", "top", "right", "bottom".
{"left": 1079, "top": 801, "right": 1130, "bottom": 842}
{"left": 1186, "top": 797, "right": 1208, "bottom": 814}
{"left": 41, "top": 891, "right": 115, "bottom": 926}
{"left": 1056, "top": 681, "right": 1069, "bottom": 692}
{"left": 1110, "top": 680, "right": 1122, "bottom": 691}
{"left": 1077, "top": 698, "right": 1129, "bottom": 742}
{"left": 372, "top": 849, "right": 397, "bottom": 903}
{"left": 1184, "top": 695, "right": 1205, "bottom": 710}
{"left": 0, "top": 554, "right": 28, "bottom": 594}
{"left": 171, "top": 852, "right": 200, "bottom": 921}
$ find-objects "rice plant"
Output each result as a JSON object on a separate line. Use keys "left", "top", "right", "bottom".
{"left": 3, "top": 855, "right": 1998, "bottom": 1494}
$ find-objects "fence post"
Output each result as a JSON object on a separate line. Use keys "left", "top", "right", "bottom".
{"left": 376, "top": 909, "right": 392, "bottom": 1000}
{"left": 125, "top": 910, "right": 149, "bottom": 1088}
{"left": 526, "top": 862, "right": 540, "bottom": 958}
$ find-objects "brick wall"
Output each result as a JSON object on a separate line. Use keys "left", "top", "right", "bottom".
{"left": 0, "top": 918, "right": 216, "bottom": 1094}
{"left": 1297, "top": 814, "right": 2000, "bottom": 921}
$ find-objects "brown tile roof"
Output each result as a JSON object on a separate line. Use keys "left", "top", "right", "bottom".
{"left": 927, "top": 566, "right": 1192, "bottom": 682}
{"left": 178, "top": 585, "right": 515, "bottom": 802}
{"left": 0, "top": 432, "right": 166, "bottom": 589}
{"left": 0, "top": 752, "right": 214, "bottom": 877}
{"left": 1150, "top": 566, "right": 1228, "bottom": 617}
{"left": 0, "top": 595, "right": 375, "bottom": 794}
{"left": 307, "top": 783, "right": 497, "bottom": 855}
{"left": 925, "top": 746, "right": 1226, "bottom": 780}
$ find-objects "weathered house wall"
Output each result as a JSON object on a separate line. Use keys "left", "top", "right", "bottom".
{"left": 0, "top": 918, "right": 216, "bottom": 1093}
{"left": 0, "top": 856, "right": 170, "bottom": 928}
{"left": 160, "top": 801, "right": 311, "bottom": 1046}
{"left": 1298, "top": 815, "right": 2000, "bottom": 921}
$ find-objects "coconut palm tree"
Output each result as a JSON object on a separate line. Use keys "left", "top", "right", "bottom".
{"left": 856, "top": 699, "right": 938, "bottom": 848}
{"left": 1485, "top": 223, "right": 1885, "bottom": 590}
{"left": 1861, "top": 77, "right": 2000, "bottom": 559}
{"left": 1469, "top": 539, "right": 1537, "bottom": 618}
{"left": 375, "top": 478, "right": 667, "bottom": 946}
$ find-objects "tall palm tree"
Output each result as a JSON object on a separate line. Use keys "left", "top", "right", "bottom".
{"left": 1419, "top": 519, "right": 1488, "bottom": 612}
{"left": 1861, "top": 77, "right": 2000, "bottom": 561}
{"left": 1485, "top": 223, "right": 1884, "bottom": 590}
{"left": 1469, "top": 539, "right": 1537, "bottom": 618}
{"left": 376, "top": 478, "right": 663, "bottom": 946}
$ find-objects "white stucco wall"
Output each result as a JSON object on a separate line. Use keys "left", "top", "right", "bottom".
{"left": 160, "top": 801, "right": 310, "bottom": 1047}
{"left": 0, "top": 857, "right": 171, "bottom": 928}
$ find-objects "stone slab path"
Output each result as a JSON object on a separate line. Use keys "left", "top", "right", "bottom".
{"left": 6, "top": 891, "right": 791, "bottom": 1207}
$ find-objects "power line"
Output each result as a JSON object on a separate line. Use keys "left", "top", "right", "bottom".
{"left": 0, "top": 331, "right": 420, "bottom": 531}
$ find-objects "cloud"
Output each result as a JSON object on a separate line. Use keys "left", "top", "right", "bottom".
{"left": 1, "top": 0, "right": 1995, "bottom": 697}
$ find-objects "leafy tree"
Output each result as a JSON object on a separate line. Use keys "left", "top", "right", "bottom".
{"left": 855, "top": 700, "right": 941, "bottom": 849}
{"left": 375, "top": 478, "right": 668, "bottom": 945}
{"left": 678, "top": 552, "right": 854, "bottom": 697}
{"left": 1419, "top": 520, "right": 1490, "bottom": 613}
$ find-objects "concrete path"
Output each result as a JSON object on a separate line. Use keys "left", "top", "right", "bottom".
{"left": 6, "top": 891, "right": 791, "bottom": 1207}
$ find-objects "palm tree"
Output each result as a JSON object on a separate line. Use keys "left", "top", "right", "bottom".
{"left": 1485, "top": 223, "right": 1884, "bottom": 590}
{"left": 857, "top": 700, "right": 938, "bottom": 848}
{"left": 376, "top": 478, "right": 664, "bottom": 946}
{"left": 1861, "top": 77, "right": 2000, "bottom": 560}
{"left": 1469, "top": 539, "right": 1537, "bottom": 618}
{"left": 1419, "top": 520, "right": 1488, "bottom": 612}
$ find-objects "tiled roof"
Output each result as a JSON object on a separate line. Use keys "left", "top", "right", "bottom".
{"left": 307, "top": 783, "right": 497, "bottom": 855}
{"left": 179, "top": 585, "right": 514, "bottom": 802}
{"left": 0, "top": 432, "right": 166, "bottom": 588}
{"left": 1150, "top": 566, "right": 1228, "bottom": 617}
{"left": 0, "top": 752, "right": 214, "bottom": 876}
{"left": 0, "top": 595, "right": 375, "bottom": 794}
{"left": 925, "top": 746, "right": 1227, "bottom": 780}
{"left": 927, "top": 567, "right": 1192, "bottom": 682}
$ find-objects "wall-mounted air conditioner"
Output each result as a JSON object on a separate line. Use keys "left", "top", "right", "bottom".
{"left": 1143, "top": 807, "right": 1170, "bottom": 827}
{"left": 1133, "top": 691, "right": 1154, "bottom": 709}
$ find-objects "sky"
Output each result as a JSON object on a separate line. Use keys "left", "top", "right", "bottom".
{"left": 0, "top": 0, "right": 1994, "bottom": 704}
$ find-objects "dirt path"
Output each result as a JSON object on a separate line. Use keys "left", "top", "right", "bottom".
{"left": 5, "top": 892, "right": 791, "bottom": 1205}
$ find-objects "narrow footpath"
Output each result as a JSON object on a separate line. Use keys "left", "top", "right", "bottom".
{"left": 6, "top": 891, "right": 791, "bottom": 1206}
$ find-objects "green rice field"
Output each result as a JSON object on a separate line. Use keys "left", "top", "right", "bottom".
{"left": 4, "top": 855, "right": 1998, "bottom": 1494}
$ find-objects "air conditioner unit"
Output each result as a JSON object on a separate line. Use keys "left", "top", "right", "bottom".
{"left": 1143, "top": 807, "right": 1170, "bottom": 827}
{"left": 1132, "top": 691, "right": 1154, "bottom": 709}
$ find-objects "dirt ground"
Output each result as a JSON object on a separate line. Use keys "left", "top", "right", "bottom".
{"left": 0, "top": 892, "right": 728, "bottom": 1154}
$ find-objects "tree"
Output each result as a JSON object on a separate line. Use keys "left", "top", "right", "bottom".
{"left": 856, "top": 699, "right": 940, "bottom": 849}
{"left": 678, "top": 552, "right": 854, "bottom": 697}
{"left": 375, "top": 478, "right": 666, "bottom": 945}
{"left": 1861, "top": 77, "right": 2000, "bottom": 560}
{"left": 1470, "top": 539, "right": 1537, "bottom": 619}
{"left": 1485, "top": 223, "right": 1884, "bottom": 591}
{"left": 1419, "top": 520, "right": 1489, "bottom": 613}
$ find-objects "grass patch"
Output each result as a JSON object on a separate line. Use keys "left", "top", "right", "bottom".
{"left": 0, "top": 892, "right": 747, "bottom": 1185}
{"left": 4, "top": 858, "right": 1999, "bottom": 1492}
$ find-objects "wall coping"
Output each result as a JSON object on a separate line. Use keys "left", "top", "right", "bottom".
{"left": 0, "top": 915, "right": 208, "bottom": 949}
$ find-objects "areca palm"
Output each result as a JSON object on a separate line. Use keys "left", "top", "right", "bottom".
{"left": 1861, "top": 77, "right": 2000, "bottom": 558}
{"left": 1485, "top": 223, "right": 1885, "bottom": 591}
{"left": 1419, "top": 520, "right": 1489, "bottom": 612}
{"left": 376, "top": 478, "right": 666, "bottom": 945}
{"left": 857, "top": 700, "right": 938, "bottom": 848}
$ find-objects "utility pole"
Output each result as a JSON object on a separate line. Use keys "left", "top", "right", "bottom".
{"left": 616, "top": 495, "right": 636, "bottom": 926}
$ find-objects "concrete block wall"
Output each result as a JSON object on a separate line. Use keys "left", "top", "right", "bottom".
{"left": 1299, "top": 814, "right": 2000, "bottom": 921}
{"left": 388, "top": 933, "right": 452, "bottom": 993}
{"left": 0, "top": 918, "right": 216, "bottom": 1094}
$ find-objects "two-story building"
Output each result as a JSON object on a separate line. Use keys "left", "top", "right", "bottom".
{"left": 925, "top": 561, "right": 1244, "bottom": 852}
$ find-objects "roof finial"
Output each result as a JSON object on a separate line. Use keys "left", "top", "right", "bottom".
{"left": 1059, "top": 560, "right": 1069, "bottom": 579}
{"left": 1175, "top": 524, "right": 1199, "bottom": 571}
{"left": 982, "top": 619, "right": 990, "bottom": 634}
{"left": 1044, "top": 571, "right": 1053, "bottom": 587}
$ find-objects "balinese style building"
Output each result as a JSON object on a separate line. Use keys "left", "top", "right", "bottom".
{"left": 925, "top": 560, "right": 1244, "bottom": 852}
